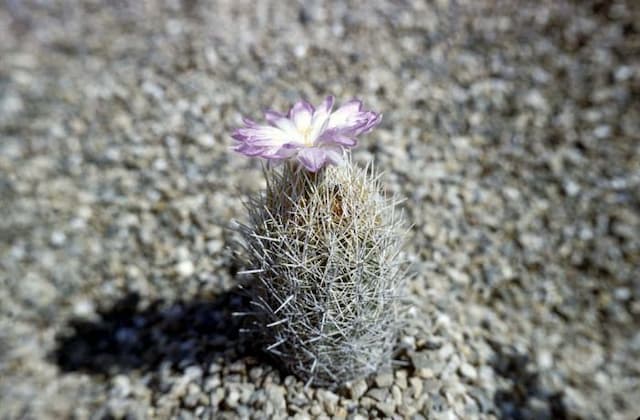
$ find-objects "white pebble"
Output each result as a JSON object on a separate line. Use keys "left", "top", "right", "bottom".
{"left": 175, "top": 260, "right": 195, "bottom": 277}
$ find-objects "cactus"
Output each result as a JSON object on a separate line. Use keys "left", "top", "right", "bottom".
{"left": 235, "top": 158, "right": 407, "bottom": 388}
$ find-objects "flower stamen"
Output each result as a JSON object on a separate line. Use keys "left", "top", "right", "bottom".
{"left": 300, "top": 125, "right": 314, "bottom": 146}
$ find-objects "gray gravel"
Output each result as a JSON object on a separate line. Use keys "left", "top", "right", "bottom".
{"left": 1, "top": 0, "right": 639, "bottom": 419}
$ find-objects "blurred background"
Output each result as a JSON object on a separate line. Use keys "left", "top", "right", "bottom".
{"left": 1, "top": 0, "right": 639, "bottom": 419}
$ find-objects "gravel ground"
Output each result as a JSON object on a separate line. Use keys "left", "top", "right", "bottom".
{"left": 1, "top": 0, "right": 639, "bottom": 419}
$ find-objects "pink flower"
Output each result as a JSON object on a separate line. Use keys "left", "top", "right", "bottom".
{"left": 232, "top": 96, "right": 381, "bottom": 172}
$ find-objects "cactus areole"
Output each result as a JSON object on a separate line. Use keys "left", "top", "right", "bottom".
{"left": 233, "top": 97, "right": 406, "bottom": 388}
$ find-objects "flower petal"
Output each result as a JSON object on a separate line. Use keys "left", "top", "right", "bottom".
{"left": 268, "top": 143, "right": 299, "bottom": 159}
{"left": 297, "top": 147, "right": 327, "bottom": 172}
{"left": 233, "top": 143, "right": 267, "bottom": 156}
{"left": 325, "top": 99, "right": 382, "bottom": 137}
{"left": 318, "top": 133, "right": 357, "bottom": 147}
{"left": 324, "top": 146, "right": 345, "bottom": 166}
{"left": 353, "top": 111, "right": 382, "bottom": 135}
{"left": 265, "top": 110, "right": 298, "bottom": 133}
{"left": 326, "top": 99, "right": 363, "bottom": 131}
{"left": 317, "top": 96, "right": 335, "bottom": 114}
{"left": 307, "top": 96, "right": 334, "bottom": 145}
{"left": 264, "top": 110, "right": 284, "bottom": 124}
{"left": 289, "top": 100, "right": 314, "bottom": 131}
{"left": 242, "top": 117, "right": 259, "bottom": 127}
{"left": 234, "top": 125, "right": 291, "bottom": 147}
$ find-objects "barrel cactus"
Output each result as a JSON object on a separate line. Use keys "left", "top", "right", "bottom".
{"left": 232, "top": 97, "right": 407, "bottom": 387}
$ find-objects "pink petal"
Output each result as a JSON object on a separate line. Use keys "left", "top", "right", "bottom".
{"left": 268, "top": 143, "right": 300, "bottom": 159}
{"left": 265, "top": 110, "right": 298, "bottom": 133}
{"left": 353, "top": 111, "right": 382, "bottom": 135}
{"left": 233, "top": 143, "right": 267, "bottom": 156}
{"left": 264, "top": 110, "right": 285, "bottom": 124}
{"left": 317, "top": 96, "right": 335, "bottom": 114}
{"left": 289, "top": 100, "right": 314, "bottom": 130}
{"left": 236, "top": 125, "right": 292, "bottom": 147}
{"left": 332, "top": 134, "right": 357, "bottom": 146}
{"left": 297, "top": 147, "right": 328, "bottom": 172}
{"left": 307, "top": 96, "right": 335, "bottom": 145}
{"left": 242, "top": 117, "right": 259, "bottom": 128}
{"left": 326, "top": 100, "right": 363, "bottom": 131}
{"left": 324, "top": 147, "right": 345, "bottom": 165}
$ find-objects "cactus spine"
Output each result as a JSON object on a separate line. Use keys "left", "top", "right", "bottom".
{"left": 236, "top": 158, "right": 406, "bottom": 388}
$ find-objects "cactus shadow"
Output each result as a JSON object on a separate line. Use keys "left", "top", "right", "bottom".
{"left": 52, "top": 289, "right": 267, "bottom": 376}
{"left": 490, "top": 344, "right": 568, "bottom": 420}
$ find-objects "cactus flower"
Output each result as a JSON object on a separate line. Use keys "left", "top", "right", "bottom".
{"left": 232, "top": 96, "right": 381, "bottom": 172}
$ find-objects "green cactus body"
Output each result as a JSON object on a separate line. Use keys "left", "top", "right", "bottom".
{"left": 237, "top": 159, "right": 406, "bottom": 388}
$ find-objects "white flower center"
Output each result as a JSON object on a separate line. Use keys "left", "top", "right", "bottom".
{"left": 299, "top": 125, "right": 314, "bottom": 146}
